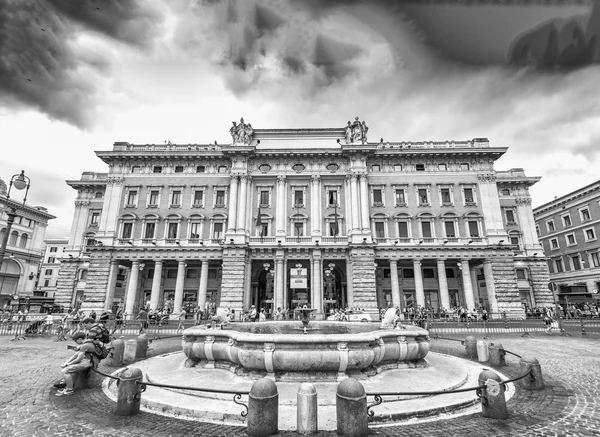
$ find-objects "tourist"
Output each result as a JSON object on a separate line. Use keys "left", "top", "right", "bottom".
{"left": 177, "top": 308, "right": 187, "bottom": 332}
{"left": 55, "top": 331, "right": 95, "bottom": 397}
{"left": 259, "top": 308, "right": 266, "bottom": 322}
{"left": 136, "top": 307, "right": 149, "bottom": 334}
{"left": 250, "top": 305, "right": 257, "bottom": 322}
{"left": 274, "top": 307, "right": 282, "bottom": 321}
{"left": 194, "top": 306, "right": 202, "bottom": 325}
{"left": 111, "top": 308, "right": 123, "bottom": 335}
{"left": 99, "top": 310, "right": 110, "bottom": 325}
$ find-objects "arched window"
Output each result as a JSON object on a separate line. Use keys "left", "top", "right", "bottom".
{"left": 9, "top": 231, "right": 18, "bottom": 246}
{"left": 19, "top": 234, "right": 29, "bottom": 248}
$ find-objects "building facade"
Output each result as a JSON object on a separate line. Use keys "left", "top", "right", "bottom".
{"left": 0, "top": 178, "right": 56, "bottom": 310}
{"left": 57, "top": 119, "right": 552, "bottom": 318}
{"left": 36, "top": 238, "right": 69, "bottom": 301}
{"left": 533, "top": 180, "right": 600, "bottom": 306}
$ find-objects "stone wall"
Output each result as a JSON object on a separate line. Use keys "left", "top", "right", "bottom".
{"left": 54, "top": 259, "right": 79, "bottom": 309}
{"left": 82, "top": 256, "right": 111, "bottom": 312}
{"left": 529, "top": 260, "right": 553, "bottom": 308}
{"left": 219, "top": 247, "right": 246, "bottom": 310}
{"left": 491, "top": 256, "right": 525, "bottom": 317}
{"left": 349, "top": 248, "right": 378, "bottom": 308}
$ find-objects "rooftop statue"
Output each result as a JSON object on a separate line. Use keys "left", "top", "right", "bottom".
{"left": 230, "top": 117, "right": 254, "bottom": 145}
{"left": 344, "top": 117, "right": 368, "bottom": 144}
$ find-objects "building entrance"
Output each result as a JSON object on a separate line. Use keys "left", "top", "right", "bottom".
{"left": 322, "top": 260, "right": 346, "bottom": 314}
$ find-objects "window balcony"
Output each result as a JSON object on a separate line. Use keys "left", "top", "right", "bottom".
{"left": 373, "top": 202, "right": 384, "bottom": 207}
{"left": 147, "top": 204, "right": 158, "bottom": 208}
{"left": 125, "top": 204, "right": 136, "bottom": 208}
{"left": 285, "top": 236, "right": 312, "bottom": 244}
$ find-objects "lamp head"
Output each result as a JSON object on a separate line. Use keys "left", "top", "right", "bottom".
{"left": 12, "top": 171, "right": 28, "bottom": 190}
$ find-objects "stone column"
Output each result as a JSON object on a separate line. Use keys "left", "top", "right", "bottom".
{"left": 470, "top": 267, "right": 479, "bottom": 307}
{"left": 350, "top": 174, "right": 360, "bottom": 231}
{"left": 413, "top": 260, "right": 425, "bottom": 308}
{"left": 104, "top": 260, "right": 119, "bottom": 311}
{"left": 276, "top": 176, "right": 287, "bottom": 236}
{"left": 359, "top": 174, "right": 370, "bottom": 232}
{"left": 149, "top": 260, "right": 163, "bottom": 311}
{"left": 483, "top": 260, "right": 499, "bottom": 314}
{"left": 437, "top": 259, "right": 450, "bottom": 311}
{"left": 97, "top": 177, "right": 124, "bottom": 241}
{"left": 311, "top": 175, "right": 319, "bottom": 236}
{"left": 125, "top": 261, "right": 140, "bottom": 317}
{"left": 515, "top": 197, "right": 539, "bottom": 252}
{"left": 460, "top": 259, "right": 476, "bottom": 311}
{"left": 243, "top": 259, "right": 252, "bottom": 310}
{"left": 390, "top": 260, "right": 401, "bottom": 308}
{"left": 346, "top": 261, "right": 354, "bottom": 308}
{"left": 312, "top": 250, "right": 323, "bottom": 313}
{"left": 476, "top": 174, "right": 506, "bottom": 243}
{"left": 237, "top": 175, "right": 248, "bottom": 232}
{"left": 344, "top": 176, "right": 352, "bottom": 233}
{"left": 227, "top": 176, "right": 239, "bottom": 232}
{"left": 197, "top": 260, "right": 209, "bottom": 309}
{"left": 275, "top": 253, "right": 285, "bottom": 311}
{"left": 173, "top": 261, "right": 186, "bottom": 314}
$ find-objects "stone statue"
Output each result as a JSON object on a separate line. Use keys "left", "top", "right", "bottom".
{"left": 230, "top": 117, "right": 254, "bottom": 145}
{"left": 361, "top": 121, "right": 368, "bottom": 143}
{"left": 344, "top": 121, "right": 353, "bottom": 144}
{"left": 381, "top": 307, "right": 398, "bottom": 329}
{"left": 343, "top": 117, "right": 368, "bottom": 145}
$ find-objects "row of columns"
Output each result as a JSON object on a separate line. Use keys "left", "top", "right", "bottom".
{"left": 227, "top": 175, "right": 250, "bottom": 233}
{"left": 108, "top": 260, "right": 211, "bottom": 316}
{"left": 388, "top": 259, "right": 499, "bottom": 313}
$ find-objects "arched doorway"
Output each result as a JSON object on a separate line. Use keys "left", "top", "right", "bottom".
{"left": 323, "top": 261, "right": 346, "bottom": 314}
{"left": 0, "top": 259, "right": 20, "bottom": 309}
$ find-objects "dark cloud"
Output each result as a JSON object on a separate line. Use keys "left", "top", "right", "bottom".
{"left": 0, "top": 0, "right": 163, "bottom": 129}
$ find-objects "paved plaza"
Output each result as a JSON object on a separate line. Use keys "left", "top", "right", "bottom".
{"left": 0, "top": 332, "right": 598, "bottom": 437}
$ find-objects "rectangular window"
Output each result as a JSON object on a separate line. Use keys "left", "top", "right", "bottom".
{"left": 547, "top": 220, "right": 555, "bottom": 232}
{"left": 167, "top": 223, "right": 178, "bottom": 239}
{"left": 48, "top": 257, "right": 56, "bottom": 264}
{"left": 196, "top": 165, "right": 205, "bottom": 173}
{"left": 403, "top": 269, "right": 415, "bottom": 279}
{"left": 438, "top": 164, "right": 447, "bottom": 171}
{"left": 550, "top": 238, "right": 559, "bottom": 249}
{"left": 44, "top": 279, "right": 50, "bottom": 287}
{"left": 394, "top": 164, "right": 402, "bottom": 171}
{"left": 122, "top": 223, "right": 133, "bottom": 239}
{"left": 186, "top": 269, "right": 198, "bottom": 279}
{"left": 330, "top": 221, "right": 339, "bottom": 236}
{"left": 395, "top": 189, "right": 406, "bottom": 206}
{"left": 501, "top": 189, "right": 510, "bottom": 196}
{"left": 328, "top": 190, "right": 338, "bottom": 207}
{"left": 149, "top": 190, "right": 159, "bottom": 206}
{"left": 171, "top": 190, "right": 182, "bottom": 206}
{"left": 585, "top": 228, "right": 596, "bottom": 241}
{"left": 294, "top": 190, "right": 304, "bottom": 206}
{"left": 468, "top": 221, "right": 479, "bottom": 237}
{"left": 580, "top": 208, "right": 591, "bottom": 222}
{"left": 591, "top": 252, "right": 600, "bottom": 267}
{"left": 398, "top": 222, "right": 409, "bottom": 238}
{"left": 167, "top": 269, "right": 177, "bottom": 279}
{"left": 418, "top": 189, "right": 429, "bottom": 205}
{"left": 190, "top": 222, "right": 201, "bottom": 239}
{"left": 90, "top": 212, "right": 100, "bottom": 225}
{"left": 144, "top": 222, "right": 155, "bottom": 239}
{"left": 510, "top": 236, "right": 520, "bottom": 246}
{"left": 423, "top": 268, "right": 435, "bottom": 279}
{"left": 555, "top": 258, "right": 563, "bottom": 273}
{"left": 445, "top": 268, "right": 455, "bottom": 278}
{"left": 260, "top": 190, "right": 269, "bottom": 206}
{"left": 373, "top": 189, "right": 383, "bottom": 205}
{"left": 127, "top": 190, "right": 138, "bottom": 206}
{"left": 421, "top": 221, "right": 432, "bottom": 238}
{"left": 215, "top": 190, "right": 225, "bottom": 206}
{"left": 375, "top": 222, "right": 385, "bottom": 238}
{"left": 562, "top": 215, "right": 572, "bottom": 227}
{"left": 441, "top": 188, "right": 451, "bottom": 205}
{"left": 566, "top": 233, "right": 576, "bottom": 245}
{"left": 516, "top": 269, "right": 526, "bottom": 280}
{"left": 505, "top": 209, "right": 516, "bottom": 224}
{"left": 45, "top": 269, "right": 53, "bottom": 275}
{"left": 153, "top": 166, "right": 162, "bottom": 173}
{"left": 572, "top": 255, "right": 581, "bottom": 270}
{"left": 294, "top": 222, "right": 303, "bottom": 237}
{"left": 416, "top": 164, "right": 425, "bottom": 171}
{"left": 213, "top": 222, "right": 224, "bottom": 239}
{"left": 464, "top": 188, "right": 474, "bottom": 204}
{"left": 260, "top": 223, "right": 268, "bottom": 237}
{"left": 193, "top": 190, "right": 203, "bottom": 206}
{"left": 174, "top": 165, "right": 184, "bottom": 173}
{"left": 460, "top": 163, "right": 470, "bottom": 171}
{"left": 444, "top": 221, "right": 455, "bottom": 237}
{"left": 371, "top": 165, "right": 380, "bottom": 172}
{"left": 49, "top": 247, "right": 58, "bottom": 253}
{"left": 131, "top": 166, "right": 141, "bottom": 173}
{"left": 218, "top": 166, "right": 228, "bottom": 174}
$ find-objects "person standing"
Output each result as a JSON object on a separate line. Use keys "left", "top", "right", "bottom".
{"left": 136, "top": 307, "right": 149, "bottom": 334}
{"left": 177, "top": 308, "right": 187, "bottom": 332}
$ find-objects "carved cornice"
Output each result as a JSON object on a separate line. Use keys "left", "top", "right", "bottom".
{"left": 74, "top": 200, "right": 91, "bottom": 208}
{"left": 515, "top": 196, "right": 532, "bottom": 205}
{"left": 477, "top": 173, "right": 496, "bottom": 183}
{"left": 107, "top": 176, "right": 124, "bottom": 186}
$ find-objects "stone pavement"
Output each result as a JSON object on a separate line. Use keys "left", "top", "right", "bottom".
{"left": 0, "top": 333, "right": 598, "bottom": 437}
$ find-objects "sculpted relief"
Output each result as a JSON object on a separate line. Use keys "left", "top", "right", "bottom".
{"left": 230, "top": 117, "right": 254, "bottom": 145}
{"left": 344, "top": 117, "right": 368, "bottom": 144}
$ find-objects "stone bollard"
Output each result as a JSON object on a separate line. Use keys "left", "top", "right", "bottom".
{"left": 336, "top": 378, "right": 368, "bottom": 437}
{"left": 478, "top": 369, "right": 507, "bottom": 419}
{"left": 477, "top": 340, "right": 490, "bottom": 362}
{"left": 297, "top": 383, "right": 318, "bottom": 434}
{"left": 105, "top": 339, "right": 125, "bottom": 367}
{"left": 464, "top": 336, "right": 477, "bottom": 359}
{"left": 488, "top": 342, "right": 506, "bottom": 367}
{"left": 247, "top": 378, "right": 278, "bottom": 437}
{"left": 123, "top": 339, "right": 138, "bottom": 363}
{"left": 519, "top": 356, "right": 544, "bottom": 390}
{"left": 136, "top": 334, "right": 149, "bottom": 359}
{"left": 115, "top": 367, "right": 144, "bottom": 416}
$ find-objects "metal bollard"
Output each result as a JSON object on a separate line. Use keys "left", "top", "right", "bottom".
{"left": 476, "top": 340, "right": 490, "bottom": 362}
{"left": 519, "top": 356, "right": 544, "bottom": 390}
{"left": 115, "top": 367, "right": 144, "bottom": 416}
{"left": 488, "top": 342, "right": 506, "bottom": 367}
{"left": 123, "top": 339, "right": 138, "bottom": 363}
{"left": 247, "top": 378, "right": 278, "bottom": 437}
{"left": 136, "top": 334, "right": 149, "bottom": 359}
{"left": 297, "top": 383, "right": 318, "bottom": 434}
{"left": 478, "top": 369, "right": 507, "bottom": 419}
{"left": 336, "top": 378, "right": 368, "bottom": 437}
{"left": 464, "top": 336, "right": 477, "bottom": 359}
{"left": 105, "top": 339, "right": 125, "bottom": 367}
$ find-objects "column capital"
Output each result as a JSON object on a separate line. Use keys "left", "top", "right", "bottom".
{"left": 277, "top": 175, "right": 287, "bottom": 185}
{"left": 515, "top": 196, "right": 532, "bottom": 205}
{"left": 389, "top": 259, "right": 398, "bottom": 266}
{"left": 477, "top": 173, "right": 496, "bottom": 183}
{"left": 311, "top": 174, "right": 321, "bottom": 184}
{"left": 413, "top": 259, "right": 422, "bottom": 266}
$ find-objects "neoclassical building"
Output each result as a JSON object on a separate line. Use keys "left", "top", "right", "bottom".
{"left": 56, "top": 119, "right": 552, "bottom": 318}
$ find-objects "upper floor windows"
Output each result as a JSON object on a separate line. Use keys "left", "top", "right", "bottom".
{"left": 49, "top": 247, "right": 58, "bottom": 253}
{"left": 372, "top": 187, "right": 384, "bottom": 207}
{"left": 460, "top": 163, "right": 470, "bottom": 171}
{"left": 591, "top": 251, "right": 600, "bottom": 267}
{"left": 174, "top": 165, "right": 184, "bottom": 173}
{"left": 500, "top": 188, "right": 510, "bottom": 196}
{"left": 394, "top": 187, "right": 407, "bottom": 207}
{"left": 214, "top": 189, "right": 226, "bottom": 208}
{"left": 584, "top": 227, "right": 596, "bottom": 241}
{"left": 196, "top": 165, "right": 205, "bottom": 173}
{"left": 416, "top": 186, "right": 430, "bottom": 206}
{"left": 121, "top": 222, "right": 133, "bottom": 239}
{"left": 550, "top": 238, "right": 559, "bottom": 249}
{"left": 192, "top": 189, "right": 204, "bottom": 208}
{"left": 561, "top": 214, "right": 572, "bottom": 228}
{"left": 462, "top": 186, "right": 476, "bottom": 205}
{"left": 153, "top": 166, "right": 163, "bottom": 174}
{"left": 504, "top": 208, "right": 517, "bottom": 225}
{"left": 415, "top": 163, "right": 425, "bottom": 172}
{"left": 147, "top": 189, "right": 160, "bottom": 207}
{"left": 131, "top": 165, "right": 142, "bottom": 174}
{"left": 393, "top": 164, "right": 402, "bottom": 172}
{"left": 125, "top": 188, "right": 139, "bottom": 208}
{"left": 169, "top": 189, "right": 182, "bottom": 208}
{"left": 555, "top": 258, "right": 563, "bottom": 273}
{"left": 439, "top": 186, "right": 453, "bottom": 206}
{"left": 438, "top": 164, "right": 447, "bottom": 171}
{"left": 546, "top": 220, "right": 555, "bottom": 233}
{"left": 326, "top": 188, "right": 340, "bottom": 208}
{"left": 218, "top": 165, "right": 228, "bottom": 174}
{"left": 579, "top": 207, "right": 591, "bottom": 222}
{"left": 293, "top": 189, "right": 305, "bottom": 208}
{"left": 566, "top": 233, "right": 576, "bottom": 246}
{"left": 371, "top": 165, "right": 380, "bottom": 172}
{"left": 260, "top": 190, "right": 270, "bottom": 207}
{"left": 89, "top": 212, "right": 100, "bottom": 226}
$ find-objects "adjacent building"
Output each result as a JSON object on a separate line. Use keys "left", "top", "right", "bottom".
{"left": 533, "top": 180, "right": 600, "bottom": 306}
{"left": 56, "top": 118, "right": 552, "bottom": 318}
{"left": 0, "top": 177, "right": 56, "bottom": 311}
{"left": 35, "top": 238, "right": 69, "bottom": 302}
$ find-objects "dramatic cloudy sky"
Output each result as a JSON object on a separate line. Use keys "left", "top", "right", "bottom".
{"left": 1, "top": 0, "right": 600, "bottom": 239}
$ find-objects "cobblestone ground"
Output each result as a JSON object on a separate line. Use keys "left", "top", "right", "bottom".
{"left": 0, "top": 332, "right": 598, "bottom": 437}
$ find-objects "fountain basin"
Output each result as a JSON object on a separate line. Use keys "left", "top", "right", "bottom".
{"left": 182, "top": 322, "right": 430, "bottom": 380}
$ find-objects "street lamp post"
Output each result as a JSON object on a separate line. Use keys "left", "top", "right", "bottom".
{"left": 0, "top": 171, "right": 31, "bottom": 270}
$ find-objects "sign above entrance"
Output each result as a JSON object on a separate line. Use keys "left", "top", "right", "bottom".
{"left": 290, "top": 268, "right": 307, "bottom": 289}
